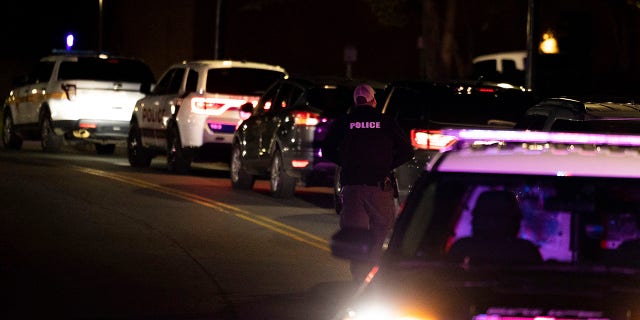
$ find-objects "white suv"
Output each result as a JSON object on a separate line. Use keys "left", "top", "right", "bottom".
{"left": 127, "top": 60, "right": 287, "bottom": 173}
{"left": 2, "top": 51, "right": 155, "bottom": 154}
{"left": 331, "top": 129, "right": 640, "bottom": 320}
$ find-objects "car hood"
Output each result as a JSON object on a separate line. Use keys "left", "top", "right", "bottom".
{"left": 347, "top": 261, "right": 640, "bottom": 319}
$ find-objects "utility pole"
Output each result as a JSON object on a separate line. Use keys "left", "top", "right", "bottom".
{"left": 98, "top": 0, "right": 104, "bottom": 52}
{"left": 526, "top": 0, "right": 537, "bottom": 90}
{"left": 214, "top": 0, "right": 222, "bottom": 59}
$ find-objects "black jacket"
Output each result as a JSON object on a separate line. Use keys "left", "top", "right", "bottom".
{"left": 323, "top": 105, "right": 414, "bottom": 185}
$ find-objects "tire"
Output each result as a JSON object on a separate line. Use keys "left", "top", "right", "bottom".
{"left": 270, "top": 149, "right": 296, "bottom": 198}
{"left": 40, "top": 111, "right": 63, "bottom": 153}
{"left": 95, "top": 143, "right": 116, "bottom": 155}
{"left": 2, "top": 111, "right": 23, "bottom": 150}
{"left": 230, "top": 143, "right": 255, "bottom": 189}
{"left": 127, "top": 121, "right": 152, "bottom": 167}
{"left": 166, "top": 125, "right": 191, "bottom": 174}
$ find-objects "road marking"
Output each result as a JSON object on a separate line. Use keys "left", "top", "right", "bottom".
{"left": 73, "top": 166, "right": 331, "bottom": 252}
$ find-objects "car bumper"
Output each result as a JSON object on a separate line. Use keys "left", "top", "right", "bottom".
{"left": 53, "top": 119, "right": 129, "bottom": 143}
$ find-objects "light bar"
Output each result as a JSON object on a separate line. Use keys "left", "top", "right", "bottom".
{"left": 443, "top": 129, "right": 640, "bottom": 147}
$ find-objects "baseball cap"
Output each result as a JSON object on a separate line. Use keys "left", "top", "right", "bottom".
{"left": 353, "top": 84, "right": 376, "bottom": 105}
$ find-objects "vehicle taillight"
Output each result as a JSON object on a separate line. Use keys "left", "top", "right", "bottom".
{"left": 411, "top": 129, "right": 457, "bottom": 150}
{"left": 292, "top": 111, "right": 320, "bottom": 126}
{"left": 476, "top": 87, "right": 496, "bottom": 93}
{"left": 191, "top": 97, "right": 257, "bottom": 116}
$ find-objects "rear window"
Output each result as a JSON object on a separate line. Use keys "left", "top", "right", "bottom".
{"left": 205, "top": 68, "right": 286, "bottom": 96}
{"left": 306, "top": 87, "right": 355, "bottom": 116}
{"left": 385, "top": 85, "right": 535, "bottom": 130}
{"left": 58, "top": 57, "right": 155, "bottom": 83}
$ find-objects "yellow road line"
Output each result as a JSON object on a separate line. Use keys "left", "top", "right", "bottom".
{"left": 73, "top": 166, "right": 330, "bottom": 251}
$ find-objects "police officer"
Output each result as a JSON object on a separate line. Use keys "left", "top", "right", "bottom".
{"left": 323, "top": 83, "right": 414, "bottom": 281}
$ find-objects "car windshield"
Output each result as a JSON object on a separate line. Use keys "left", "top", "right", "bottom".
{"left": 205, "top": 68, "right": 285, "bottom": 96}
{"left": 58, "top": 57, "right": 155, "bottom": 83}
{"left": 395, "top": 172, "right": 640, "bottom": 269}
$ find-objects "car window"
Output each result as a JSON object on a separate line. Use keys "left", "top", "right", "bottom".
{"left": 396, "top": 172, "right": 640, "bottom": 268}
{"left": 254, "top": 83, "right": 279, "bottom": 115}
{"left": 205, "top": 68, "right": 285, "bottom": 96}
{"left": 153, "top": 68, "right": 185, "bottom": 95}
{"left": 185, "top": 69, "right": 198, "bottom": 93}
{"left": 272, "top": 83, "right": 295, "bottom": 111}
{"left": 28, "top": 61, "right": 55, "bottom": 84}
{"left": 305, "top": 86, "right": 354, "bottom": 116}
{"left": 57, "top": 57, "right": 154, "bottom": 83}
{"left": 385, "top": 85, "right": 534, "bottom": 130}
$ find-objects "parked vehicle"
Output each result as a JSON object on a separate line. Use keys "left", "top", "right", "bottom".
{"left": 127, "top": 60, "right": 287, "bottom": 173}
{"left": 331, "top": 128, "right": 640, "bottom": 320}
{"left": 230, "top": 76, "right": 386, "bottom": 198}
{"left": 3, "top": 50, "right": 155, "bottom": 154}
{"left": 472, "top": 50, "right": 526, "bottom": 86}
{"left": 334, "top": 80, "right": 539, "bottom": 213}
{"left": 515, "top": 96, "right": 640, "bottom": 133}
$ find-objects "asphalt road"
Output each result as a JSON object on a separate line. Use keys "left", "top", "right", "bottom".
{"left": 0, "top": 142, "right": 355, "bottom": 319}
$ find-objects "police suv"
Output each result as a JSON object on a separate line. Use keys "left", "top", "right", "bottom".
{"left": 331, "top": 129, "right": 640, "bottom": 320}
{"left": 2, "top": 51, "right": 155, "bottom": 154}
{"left": 127, "top": 60, "right": 287, "bottom": 173}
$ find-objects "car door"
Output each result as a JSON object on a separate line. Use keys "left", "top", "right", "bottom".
{"left": 257, "top": 82, "right": 300, "bottom": 166}
{"left": 138, "top": 67, "right": 186, "bottom": 148}
{"left": 238, "top": 82, "right": 279, "bottom": 170}
{"left": 13, "top": 61, "right": 55, "bottom": 126}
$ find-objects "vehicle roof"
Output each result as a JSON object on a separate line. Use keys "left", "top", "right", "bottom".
{"left": 41, "top": 50, "right": 146, "bottom": 62}
{"left": 530, "top": 97, "right": 640, "bottom": 119}
{"left": 176, "top": 60, "right": 287, "bottom": 73}
{"left": 430, "top": 129, "right": 640, "bottom": 178}
{"left": 283, "top": 75, "right": 386, "bottom": 90}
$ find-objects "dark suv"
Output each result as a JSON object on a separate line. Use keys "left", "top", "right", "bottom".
{"left": 230, "top": 76, "right": 385, "bottom": 198}
{"left": 334, "top": 80, "right": 539, "bottom": 213}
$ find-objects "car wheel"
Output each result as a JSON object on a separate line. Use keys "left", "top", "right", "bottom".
{"left": 2, "top": 111, "right": 23, "bottom": 150}
{"left": 270, "top": 149, "right": 296, "bottom": 198}
{"left": 166, "top": 125, "right": 191, "bottom": 174}
{"left": 95, "top": 143, "right": 116, "bottom": 155}
{"left": 40, "top": 111, "right": 63, "bottom": 153}
{"left": 127, "top": 121, "right": 152, "bottom": 167}
{"left": 333, "top": 166, "right": 343, "bottom": 215}
{"left": 230, "top": 143, "right": 255, "bottom": 189}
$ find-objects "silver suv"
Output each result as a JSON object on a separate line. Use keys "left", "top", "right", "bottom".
{"left": 2, "top": 51, "right": 155, "bottom": 154}
{"left": 127, "top": 60, "right": 287, "bottom": 173}
{"left": 331, "top": 129, "right": 640, "bottom": 320}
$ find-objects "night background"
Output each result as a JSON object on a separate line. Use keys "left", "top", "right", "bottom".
{"left": 2, "top": 0, "right": 640, "bottom": 99}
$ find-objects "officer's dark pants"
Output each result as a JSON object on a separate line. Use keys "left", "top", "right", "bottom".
{"left": 340, "top": 184, "right": 395, "bottom": 282}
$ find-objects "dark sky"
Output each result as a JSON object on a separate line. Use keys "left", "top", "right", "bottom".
{"left": 2, "top": 0, "right": 639, "bottom": 97}
{"left": 2, "top": 1, "right": 99, "bottom": 58}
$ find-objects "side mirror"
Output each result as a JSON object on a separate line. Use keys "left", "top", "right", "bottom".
{"left": 239, "top": 102, "right": 254, "bottom": 120}
{"left": 330, "top": 227, "right": 376, "bottom": 262}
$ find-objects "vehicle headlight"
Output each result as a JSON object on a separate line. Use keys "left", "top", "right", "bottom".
{"left": 341, "top": 304, "right": 435, "bottom": 320}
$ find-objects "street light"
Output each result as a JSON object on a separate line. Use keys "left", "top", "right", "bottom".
{"left": 539, "top": 31, "right": 559, "bottom": 54}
